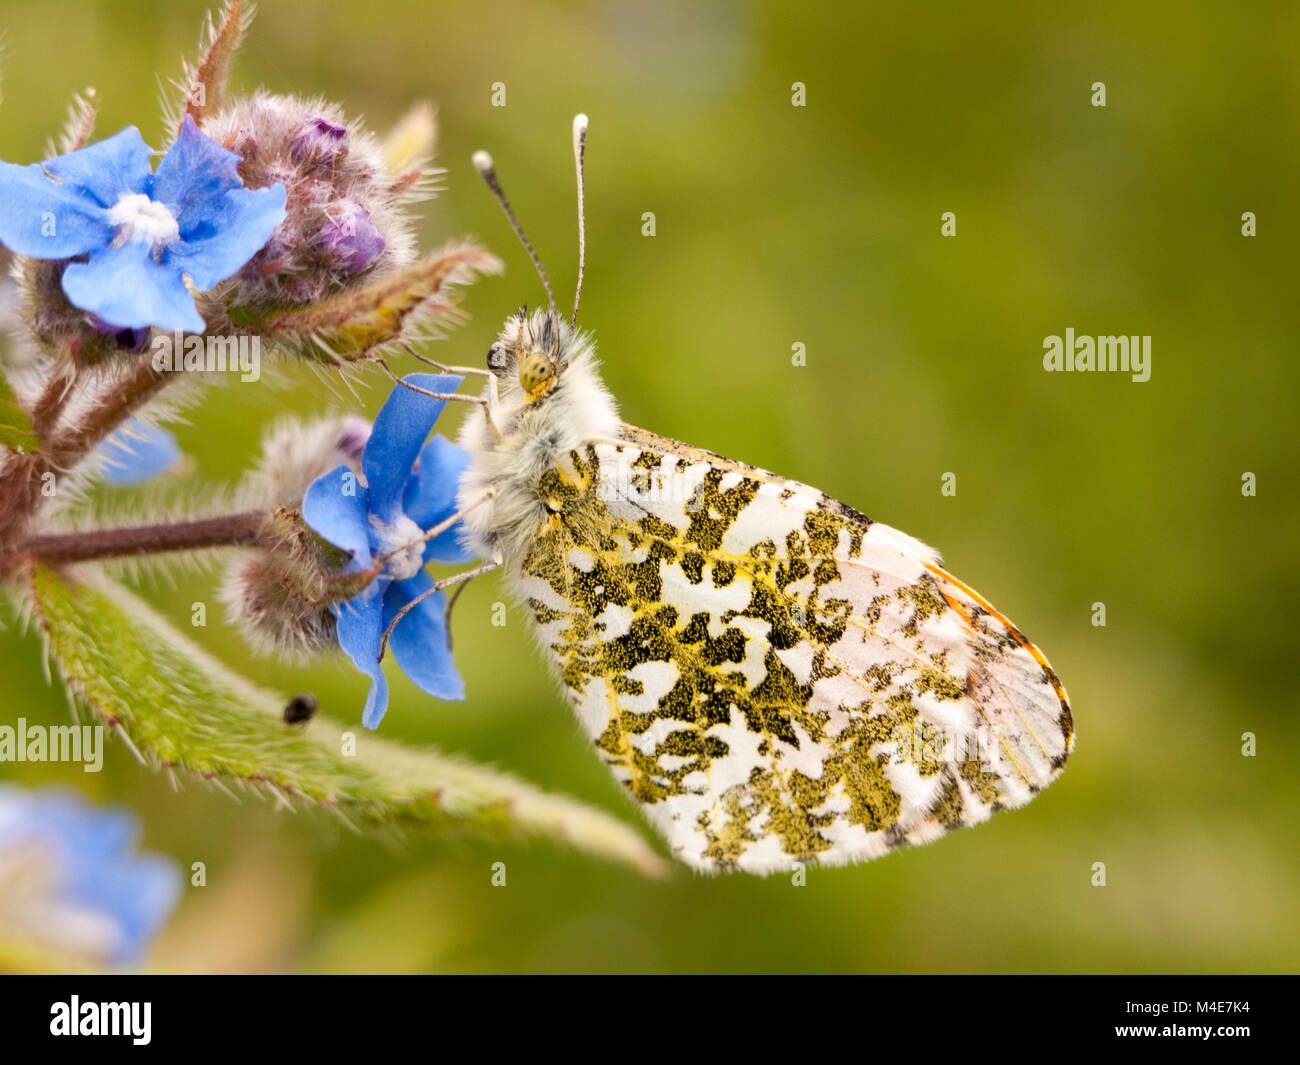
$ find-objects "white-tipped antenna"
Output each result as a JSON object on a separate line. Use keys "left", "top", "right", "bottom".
{"left": 472, "top": 149, "right": 557, "bottom": 317}
{"left": 571, "top": 113, "right": 588, "bottom": 327}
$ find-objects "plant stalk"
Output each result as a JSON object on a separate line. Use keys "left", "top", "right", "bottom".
{"left": 14, "top": 511, "right": 267, "bottom": 564}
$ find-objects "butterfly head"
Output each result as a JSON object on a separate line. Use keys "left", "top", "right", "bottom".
{"left": 486, "top": 307, "right": 573, "bottom": 402}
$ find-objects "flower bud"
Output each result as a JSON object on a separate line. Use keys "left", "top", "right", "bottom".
{"left": 335, "top": 414, "right": 371, "bottom": 463}
{"left": 238, "top": 414, "right": 373, "bottom": 510}
{"left": 222, "top": 415, "right": 384, "bottom": 660}
{"left": 203, "top": 92, "right": 421, "bottom": 307}
{"left": 289, "top": 115, "right": 349, "bottom": 166}
{"left": 319, "top": 201, "right": 385, "bottom": 274}
{"left": 220, "top": 506, "right": 345, "bottom": 662}
{"left": 16, "top": 259, "right": 139, "bottom": 367}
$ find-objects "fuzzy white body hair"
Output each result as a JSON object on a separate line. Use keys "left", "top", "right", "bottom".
{"left": 456, "top": 310, "right": 620, "bottom": 564}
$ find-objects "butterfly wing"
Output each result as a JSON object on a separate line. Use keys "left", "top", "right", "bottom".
{"left": 513, "top": 425, "right": 1073, "bottom": 873}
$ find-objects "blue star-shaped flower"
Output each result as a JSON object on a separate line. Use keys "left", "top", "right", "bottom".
{"left": 0, "top": 116, "right": 286, "bottom": 334}
{"left": 302, "top": 373, "right": 473, "bottom": 728}
{"left": 0, "top": 786, "right": 181, "bottom": 966}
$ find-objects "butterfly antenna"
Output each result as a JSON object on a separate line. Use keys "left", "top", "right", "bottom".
{"left": 571, "top": 113, "right": 588, "bottom": 327}
{"left": 472, "top": 148, "right": 557, "bottom": 319}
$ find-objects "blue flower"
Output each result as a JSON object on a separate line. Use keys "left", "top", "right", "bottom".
{"left": 302, "top": 373, "right": 473, "bottom": 728}
{"left": 0, "top": 116, "right": 286, "bottom": 334}
{"left": 0, "top": 786, "right": 181, "bottom": 967}
{"left": 96, "top": 419, "right": 184, "bottom": 486}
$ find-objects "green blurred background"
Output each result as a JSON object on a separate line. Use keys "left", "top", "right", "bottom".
{"left": 1, "top": 0, "right": 1297, "bottom": 973}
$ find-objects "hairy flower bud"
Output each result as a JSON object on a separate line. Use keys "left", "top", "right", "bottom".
{"left": 289, "top": 115, "right": 349, "bottom": 166}
{"left": 238, "top": 414, "right": 373, "bottom": 510}
{"left": 335, "top": 413, "right": 371, "bottom": 463}
{"left": 204, "top": 93, "right": 423, "bottom": 306}
{"left": 220, "top": 506, "right": 353, "bottom": 662}
{"left": 222, "top": 416, "right": 379, "bottom": 660}
{"left": 319, "top": 201, "right": 386, "bottom": 274}
{"left": 16, "top": 258, "right": 146, "bottom": 368}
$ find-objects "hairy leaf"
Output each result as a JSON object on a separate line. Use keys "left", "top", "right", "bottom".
{"left": 24, "top": 565, "right": 666, "bottom": 877}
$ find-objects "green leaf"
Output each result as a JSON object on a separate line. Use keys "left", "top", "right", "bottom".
{"left": 0, "top": 374, "right": 38, "bottom": 453}
{"left": 23, "top": 565, "right": 666, "bottom": 877}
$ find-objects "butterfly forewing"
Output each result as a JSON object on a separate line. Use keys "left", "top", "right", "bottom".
{"left": 510, "top": 425, "right": 1074, "bottom": 874}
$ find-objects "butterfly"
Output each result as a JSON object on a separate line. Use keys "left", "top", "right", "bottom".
{"left": 442, "top": 116, "right": 1072, "bottom": 874}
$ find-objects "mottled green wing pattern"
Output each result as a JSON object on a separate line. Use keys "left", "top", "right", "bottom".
{"left": 511, "top": 427, "right": 1073, "bottom": 873}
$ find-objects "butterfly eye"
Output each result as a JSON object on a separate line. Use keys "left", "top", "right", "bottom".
{"left": 486, "top": 342, "right": 508, "bottom": 374}
{"left": 518, "top": 350, "right": 557, "bottom": 395}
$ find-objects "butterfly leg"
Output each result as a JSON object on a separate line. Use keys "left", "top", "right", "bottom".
{"left": 373, "top": 488, "right": 497, "bottom": 570}
{"left": 378, "top": 358, "right": 488, "bottom": 408}
{"left": 401, "top": 342, "right": 496, "bottom": 378}
{"left": 379, "top": 552, "right": 503, "bottom": 659}
{"left": 382, "top": 359, "right": 505, "bottom": 441}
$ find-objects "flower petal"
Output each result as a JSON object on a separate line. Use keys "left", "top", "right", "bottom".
{"left": 166, "top": 184, "right": 286, "bottom": 291}
{"left": 0, "top": 789, "right": 133, "bottom": 857}
{"left": 383, "top": 571, "right": 465, "bottom": 702}
{"left": 0, "top": 163, "right": 113, "bottom": 258}
{"left": 61, "top": 240, "right": 205, "bottom": 333}
{"left": 362, "top": 373, "right": 462, "bottom": 524}
{"left": 403, "top": 434, "right": 475, "bottom": 564}
{"left": 0, "top": 786, "right": 181, "bottom": 966}
{"left": 302, "top": 464, "right": 372, "bottom": 566}
{"left": 149, "top": 116, "right": 243, "bottom": 231}
{"left": 41, "top": 126, "right": 153, "bottom": 208}
{"left": 66, "top": 852, "right": 182, "bottom": 966}
{"left": 96, "top": 420, "right": 183, "bottom": 486}
{"left": 334, "top": 584, "right": 390, "bottom": 728}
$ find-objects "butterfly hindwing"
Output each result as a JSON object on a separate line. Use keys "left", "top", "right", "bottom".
{"left": 512, "top": 426, "right": 1073, "bottom": 874}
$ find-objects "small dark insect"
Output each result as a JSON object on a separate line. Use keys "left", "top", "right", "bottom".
{"left": 282, "top": 693, "right": 318, "bottom": 725}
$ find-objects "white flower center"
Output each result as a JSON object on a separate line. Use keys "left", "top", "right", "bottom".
{"left": 107, "top": 193, "right": 180, "bottom": 249}
{"left": 370, "top": 512, "right": 426, "bottom": 582}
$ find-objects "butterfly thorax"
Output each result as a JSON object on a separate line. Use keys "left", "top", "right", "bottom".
{"left": 456, "top": 310, "right": 620, "bottom": 564}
